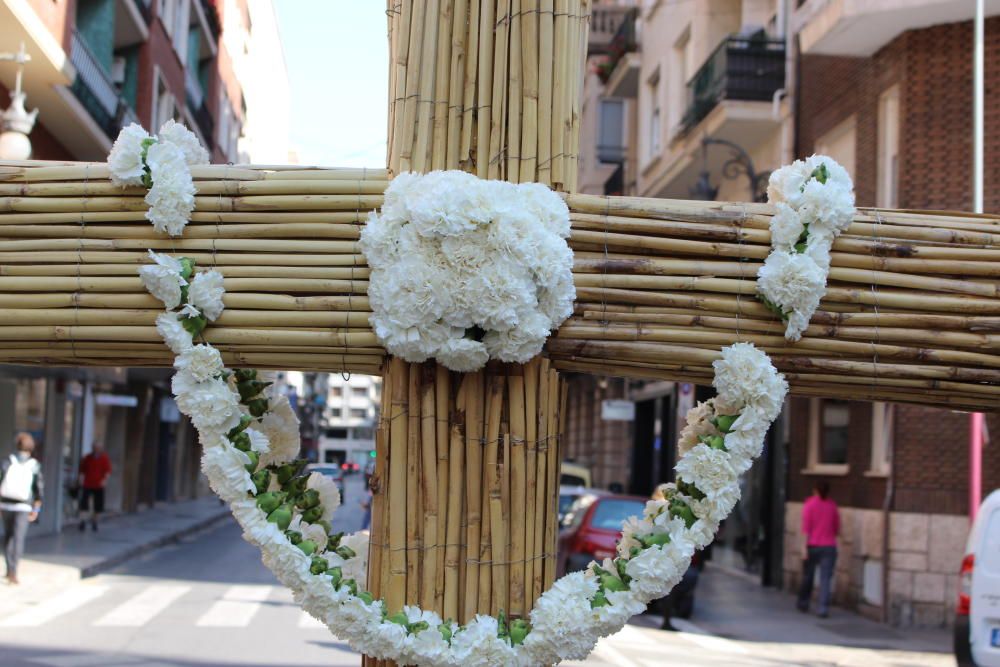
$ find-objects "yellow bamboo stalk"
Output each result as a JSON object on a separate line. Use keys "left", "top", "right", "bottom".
{"left": 507, "top": 365, "right": 527, "bottom": 618}
{"left": 462, "top": 370, "right": 484, "bottom": 622}
{"left": 420, "top": 364, "right": 439, "bottom": 611}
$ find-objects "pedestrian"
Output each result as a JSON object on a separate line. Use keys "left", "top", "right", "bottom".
{"left": 361, "top": 490, "right": 372, "bottom": 531}
{"left": 0, "top": 433, "right": 44, "bottom": 585}
{"left": 78, "top": 442, "right": 112, "bottom": 532}
{"left": 796, "top": 480, "right": 840, "bottom": 617}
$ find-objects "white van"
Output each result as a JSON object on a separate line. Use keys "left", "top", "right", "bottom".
{"left": 955, "top": 489, "right": 1000, "bottom": 667}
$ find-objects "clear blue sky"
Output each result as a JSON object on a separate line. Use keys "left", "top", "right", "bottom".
{"left": 274, "top": 1, "right": 388, "bottom": 167}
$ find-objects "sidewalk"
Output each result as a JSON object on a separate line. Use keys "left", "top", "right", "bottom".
{"left": 644, "top": 564, "right": 951, "bottom": 655}
{"left": 0, "top": 496, "right": 230, "bottom": 615}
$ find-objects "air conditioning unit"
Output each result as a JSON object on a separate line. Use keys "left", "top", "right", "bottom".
{"left": 111, "top": 58, "right": 126, "bottom": 87}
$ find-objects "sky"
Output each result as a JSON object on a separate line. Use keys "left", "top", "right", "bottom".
{"left": 274, "top": 1, "right": 388, "bottom": 167}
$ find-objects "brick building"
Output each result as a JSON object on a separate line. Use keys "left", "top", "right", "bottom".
{"left": 780, "top": 4, "right": 1000, "bottom": 627}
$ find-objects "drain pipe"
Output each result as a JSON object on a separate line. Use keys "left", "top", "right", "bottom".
{"left": 880, "top": 405, "right": 896, "bottom": 624}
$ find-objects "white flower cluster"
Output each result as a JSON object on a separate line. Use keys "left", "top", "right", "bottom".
{"left": 758, "top": 155, "right": 855, "bottom": 340}
{"left": 140, "top": 250, "right": 226, "bottom": 354}
{"left": 360, "top": 171, "right": 575, "bottom": 372}
{"left": 107, "top": 120, "right": 208, "bottom": 236}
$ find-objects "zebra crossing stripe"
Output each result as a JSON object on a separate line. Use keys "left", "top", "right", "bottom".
{"left": 194, "top": 585, "right": 271, "bottom": 627}
{"left": 0, "top": 585, "right": 109, "bottom": 628}
{"left": 94, "top": 585, "right": 192, "bottom": 627}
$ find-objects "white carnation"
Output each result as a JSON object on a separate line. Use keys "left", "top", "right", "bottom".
{"left": 201, "top": 442, "right": 254, "bottom": 503}
{"left": 450, "top": 616, "right": 517, "bottom": 666}
{"left": 259, "top": 394, "right": 301, "bottom": 467}
{"left": 138, "top": 250, "right": 186, "bottom": 308}
{"left": 174, "top": 376, "right": 242, "bottom": 434}
{"left": 677, "top": 399, "right": 718, "bottom": 456}
{"left": 246, "top": 427, "right": 270, "bottom": 454}
{"left": 174, "top": 344, "right": 224, "bottom": 383}
{"left": 157, "top": 119, "right": 209, "bottom": 166}
{"left": 712, "top": 342, "right": 787, "bottom": 421}
{"left": 155, "top": 311, "right": 193, "bottom": 354}
{"left": 144, "top": 141, "right": 196, "bottom": 236}
{"left": 482, "top": 310, "right": 551, "bottom": 363}
{"left": 108, "top": 123, "right": 151, "bottom": 186}
{"left": 675, "top": 444, "right": 741, "bottom": 520}
{"left": 436, "top": 337, "right": 489, "bottom": 372}
{"left": 189, "top": 270, "right": 225, "bottom": 321}
{"left": 524, "top": 572, "right": 599, "bottom": 662}
{"left": 769, "top": 202, "right": 805, "bottom": 250}
{"left": 756, "top": 249, "right": 827, "bottom": 341}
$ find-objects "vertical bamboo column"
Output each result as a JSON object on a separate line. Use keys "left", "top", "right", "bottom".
{"left": 366, "top": 2, "right": 586, "bottom": 664}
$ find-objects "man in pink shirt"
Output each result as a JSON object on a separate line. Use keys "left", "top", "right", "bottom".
{"left": 796, "top": 481, "right": 840, "bottom": 617}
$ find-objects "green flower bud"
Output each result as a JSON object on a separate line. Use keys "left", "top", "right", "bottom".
{"left": 247, "top": 397, "right": 269, "bottom": 418}
{"left": 301, "top": 506, "right": 323, "bottom": 524}
{"left": 238, "top": 380, "right": 273, "bottom": 402}
{"left": 387, "top": 611, "right": 409, "bottom": 628}
{"left": 177, "top": 256, "right": 195, "bottom": 282}
{"left": 497, "top": 610, "right": 508, "bottom": 638}
{"left": 276, "top": 460, "right": 307, "bottom": 485}
{"left": 244, "top": 450, "right": 260, "bottom": 473}
{"left": 283, "top": 475, "right": 309, "bottom": 497}
{"left": 638, "top": 532, "right": 671, "bottom": 549}
{"left": 669, "top": 498, "right": 698, "bottom": 528}
{"left": 408, "top": 620, "right": 429, "bottom": 635}
{"left": 590, "top": 589, "right": 610, "bottom": 608}
{"left": 809, "top": 162, "right": 829, "bottom": 185}
{"left": 255, "top": 492, "right": 284, "bottom": 515}
{"left": 309, "top": 555, "right": 328, "bottom": 575}
{"left": 251, "top": 469, "right": 270, "bottom": 495}
{"left": 266, "top": 503, "right": 294, "bottom": 531}
{"left": 356, "top": 591, "right": 373, "bottom": 605}
{"left": 285, "top": 530, "right": 302, "bottom": 545}
{"left": 509, "top": 619, "right": 530, "bottom": 645}
{"left": 614, "top": 558, "right": 631, "bottom": 583}
{"left": 712, "top": 414, "right": 738, "bottom": 433}
{"left": 231, "top": 432, "right": 251, "bottom": 451}
{"left": 327, "top": 532, "right": 344, "bottom": 551}
{"left": 228, "top": 415, "right": 253, "bottom": 438}
{"left": 341, "top": 578, "right": 358, "bottom": 596}
{"left": 335, "top": 545, "right": 356, "bottom": 560}
{"left": 297, "top": 540, "right": 317, "bottom": 556}
{"left": 707, "top": 434, "right": 726, "bottom": 451}
{"left": 181, "top": 314, "right": 207, "bottom": 338}
{"left": 327, "top": 566, "right": 342, "bottom": 588}
{"left": 234, "top": 368, "right": 258, "bottom": 383}
{"left": 676, "top": 479, "right": 706, "bottom": 501}
{"left": 438, "top": 622, "right": 453, "bottom": 644}
{"left": 599, "top": 573, "right": 627, "bottom": 592}
{"left": 297, "top": 489, "right": 321, "bottom": 510}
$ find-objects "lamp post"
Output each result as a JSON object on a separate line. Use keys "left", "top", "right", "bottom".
{"left": 0, "top": 43, "right": 38, "bottom": 160}
{"left": 690, "top": 137, "right": 770, "bottom": 202}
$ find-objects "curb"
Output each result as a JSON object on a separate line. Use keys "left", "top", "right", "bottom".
{"left": 77, "top": 508, "right": 232, "bottom": 578}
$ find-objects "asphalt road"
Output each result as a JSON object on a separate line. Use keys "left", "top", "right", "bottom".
{"left": 0, "top": 474, "right": 954, "bottom": 667}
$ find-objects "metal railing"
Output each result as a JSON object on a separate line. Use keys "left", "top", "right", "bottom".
{"left": 69, "top": 31, "right": 141, "bottom": 139}
{"left": 194, "top": 101, "right": 214, "bottom": 151}
{"left": 682, "top": 35, "right": 786, "bottom": 132}
{"left": 596, "top": 8, "right": 638, "bottom": 84}
{"left": 589, "top": 5, "right": 633, "bottom": 55}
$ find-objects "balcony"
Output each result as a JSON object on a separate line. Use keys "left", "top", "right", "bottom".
{"left": 114, "top": 0, "right": 150, "bottom": 48}
{"left": 588, "top": 5, "right": 634, "bottom": 55}
{"left": 600, "top": 8, "right": 640, "bottom": 98}
{"left": 193, "top": 100, "right": 215, "bottom": 151}
{"left": 794, "top": 0, "right": 998, "bottom": 56}
{"left": 681, "top": 35, "right": 785, "bottom": 134}
{"left": 69, "top": 31, "right": 138, "bottom": 140}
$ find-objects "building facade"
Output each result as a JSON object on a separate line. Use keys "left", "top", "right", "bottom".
{"left": 571, "top": 0, "right": 1000, "bottom": 627}
{"left": 319, "top": 374, "right": 381, "bottom": 470}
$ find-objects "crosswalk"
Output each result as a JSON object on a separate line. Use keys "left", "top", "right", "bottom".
{"left": 0, "top": 582, "right": 328, "bottom": 632}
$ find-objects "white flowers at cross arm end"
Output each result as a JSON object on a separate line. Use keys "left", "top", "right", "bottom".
{"left": 188, "top": 270, "right": 225, "bottom": 320}
{"left": 712, "top": 342, "right": 787, "bottom": 423}
{"left": 145, "top": 141, "right": 196, "bottom": 236}
{"left": 174, "top": 376, "right": 242, "bottom": 434}
{"left": 757, "top": 249, "right": 827, "bottom": 341}
{"left": 174, "top": 344, "right": 224, "bottom": 384}
{"left": 158, "top": 119, "right": 210, "bottom": 167}
{"left": 139, "top": 250, "right": 186, "bottom": 309}
{"left": 155, "top": 311, "right": 193, "bottom": 354}
{"left": 258, "top": 394, "right": 301, "bottom": 467}
{"left": 360, "top": 170, "right": 575, "bottom": 372}
{"left": 108, "top": 123, "right": 151, "bottom": 186}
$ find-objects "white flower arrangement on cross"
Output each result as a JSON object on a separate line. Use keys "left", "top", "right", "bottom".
{"left": 114, "top": 122, "right": 819, "bottom": 666}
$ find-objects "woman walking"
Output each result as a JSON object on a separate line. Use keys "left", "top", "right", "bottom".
{"left": 0, "top": 433, "right": 44, "bottom": 585}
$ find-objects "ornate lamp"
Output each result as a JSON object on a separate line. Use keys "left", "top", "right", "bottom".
{"left": 0, "top": 43, "right": 39, "bottom": 160}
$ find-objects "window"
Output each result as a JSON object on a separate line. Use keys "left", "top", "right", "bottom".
{"left": 667, "top": 26, "right": 691, "bottom": 138}
{"left": 805, "top": 398, "right": 850, "bottom": 474}
{"left": 814, "top": 115, "right": 857, "bottom": 180}
{"left": 217, "top": 89, "right": 242, "bottom": 162}
{"left": 868, "top": 402, "right": 894, "bottom": 476}
{"left": 329, "top": 407, "right": 342, "bottom": 418}
{"left": 325, "top": 428, "right": 348, "bottom": 439}
{"left": 352, "top": 387, "right": 368, "bottom": 398}
{"left": 152, "top": 68, "right": 180, "bottom": 131}
{"left": 350, "top": 408, "right": 367, "bottom": 419}
{"left": 647, "top": 70, "right": 661, "bottom": 159}
{"left": 330, "top": 387, "right": 342, "bottom": 398}
{"left": 159, "top": 0, "right": 191, "bottom": 62}
{"left": 877, "top": 85, "right": 900, "bottom": 208}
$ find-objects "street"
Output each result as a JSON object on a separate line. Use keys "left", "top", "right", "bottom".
{"left": 0, "top": 476, "right": 953, "bottom": 667}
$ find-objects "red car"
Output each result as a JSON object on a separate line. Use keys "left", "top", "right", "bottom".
{"left": 558, "top": 492, "right": 648, "bottom": 575}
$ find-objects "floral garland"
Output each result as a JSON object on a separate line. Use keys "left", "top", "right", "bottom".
{"left": 108, "top": 120, "right": 208, "bottom": 236}
{"left": 757, "top": 155, "right": 855, "bottom": 341}
{"left": 121, "top": 123, "right": 791, "bottom": 666}
{"left": 359, "top": 171, "right": 575, "bottom": 372}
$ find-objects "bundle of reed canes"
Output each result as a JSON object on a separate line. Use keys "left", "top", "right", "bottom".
{"left": 0, "top": 160, "right": 998, "bottom": 411}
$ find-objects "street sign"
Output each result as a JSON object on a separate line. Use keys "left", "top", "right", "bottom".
{"left": 601, "top": 399, "right": 636, "bottom": 421}
{"left": 95, "top": 393, "right": 138, "bottom": 407}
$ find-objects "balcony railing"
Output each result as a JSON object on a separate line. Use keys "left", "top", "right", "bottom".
{"left": 69, "top": 31, "right": 139, "bottom": 139}
{"left": 185, "top": 69, "right": 204, "bottom": 113}
{"left": 589, "top": 5, "right": 633, "bottom": 55}
{"left": 682, "top": 35, "right": 785, "bottom": 133}
{"left": 596, "top": 8, "right": 638, "bottom": 84}
{"left": 193, "top": 101, "right": 214, "bottom": 151}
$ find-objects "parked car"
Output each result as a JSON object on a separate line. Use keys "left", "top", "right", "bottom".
{"left": 956, "top": 489, "right": 1000, "bottom": 667}
{"left": 306, "top": 463, "right": 346, "bottom": 501}
{"left": 341, "top": 461, "right": 361, "bottom": 475}
{"left": 558, "top": 492, "right": 647, "bottom": 574}
{"left": 560, "top": 461, "right": 592, "bottom": 488}
{"left": 558, "top": 485, "right": 605, "bottom": 525}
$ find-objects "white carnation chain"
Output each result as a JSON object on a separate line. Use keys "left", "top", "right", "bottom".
{"left": 359, "top": 171, "right": 576, "bottom": 372}
{"left": 120, "top": 123, "right": 791, "bottom": 666}
{"left": 757, "top": 155, "right": 856, "bottom": 341}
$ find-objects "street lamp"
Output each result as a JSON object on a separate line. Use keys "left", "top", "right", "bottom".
{"left": 0, "top": 43, "right": 38, "bottom": 160}
{"left": 690, "top": 137, "right": 770, "bottom": 203}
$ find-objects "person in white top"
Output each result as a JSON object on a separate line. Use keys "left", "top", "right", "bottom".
{"left": 0, "top": 433, "right": 44, "bottom": 585}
